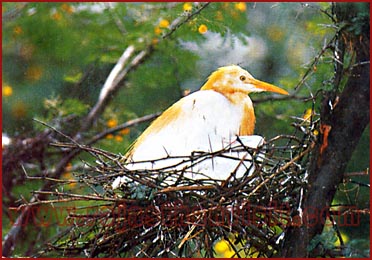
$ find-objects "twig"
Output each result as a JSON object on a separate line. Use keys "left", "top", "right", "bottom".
{"left": 253, "top": 94, "right": 306, "bottom": 104}
{"left": 33, "top": 118, "right": 81, "bottom": 147}
{"left": 294, "top": 34, "right": 337, "bottom": 91}
{"left": 15, "top": 191, "right": 134, "bottom": 210}
{"left": 343, "top": 169, "right": 369, "bottom": 177}
{"left": 159, "top": 185, "right": 215, "bottom": 193}
{"left": 247, "top": 146, "right": 311, "bottom": 197}
{"left": 162, "top": 2, "right": 210, "bottom": 39}
{"left": 21, "top": 164, "right": 76, "bottom": 184}
{"left": 105, "top": 2, "right": 127, "bottom": 35}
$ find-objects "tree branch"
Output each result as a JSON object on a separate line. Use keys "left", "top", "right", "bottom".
{"left": 2, "top": 3, "right": 213, "bottom": 256}
{"left": 281, "top": 3, "right": 370, "bottom": 257}
{"left": 78, "top": 2, "right": 211, "bottom": 134}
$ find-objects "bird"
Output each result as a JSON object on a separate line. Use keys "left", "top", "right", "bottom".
{"left": 112, "top": 65, "right": 288, "bottom": 189}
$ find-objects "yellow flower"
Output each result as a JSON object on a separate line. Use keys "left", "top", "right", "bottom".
{"left": 235, "top": 2, "right": 247, "bottom": 12}
{"left": 2, "top": 85, "right": 13, "bottom": 97}
{"left": 61, "top": 3, "right": 74, "bottom": 14}
{"left": 154, "top": 26, "right": 162, "bottom": 35}
{"left": 183, "top": 3, "right": 192, "bottom": 12}
{"left": 115, "top": 135, "right": 123, "bottom": 142}
{"left": 52, "top": 11, "right": 62, "bottom": 21}
{"left": 106, "top": 119, "right": 118, "bottom": 128}
{"left": 198, "top": 24, "right": 208, "bottom": 34}
{"left": 214, "top": 239, "right": 230, "bottom": 254}
{"left": 106, "top": 134, "right": 114, "bottom": 139}
{"left": 13, "top": 25, "right": 23, "bottom": 35}
{"left": 159, "top": 19, "right": 170, "bottom": 28}
{"left": 119, "top": 128, "right": 130, "bottom": 135}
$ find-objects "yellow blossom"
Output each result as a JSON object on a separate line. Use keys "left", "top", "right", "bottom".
{"left": 115, "top": 135, "right": 123, "bottom": 142}
{"left": 3, "top": 85, "right": 13, "bottom": 97}
{"left": 214, "top": 239, "right": 230, "bottom": 255}
{"left": 198, "top": 24, "right": 208, "bottom": 34}
{"left": 106, "top": 119, "right": 118, "bottom": 128}
{"left": 106, "top": 134, "right": 114, "bottom": 139}
{"left": 119, "top": 128, "right": 130, "bottom": 135}
{"left": 235, "top": 2, "right": 247, "bottom": 12}
{"left": 13, "top": 25, "right": 23, "bottom": 35}
{"left": 61, "top": 3, "right": 74, "bottom": 14}
{"left": 52, "top": 11, "right": 62, "bottom": 20}
{"left": 154, "top": 26, "right": 162, "bottom": 35}
{"left": 159, "top": 19, "right": 170, "bottom": 28}
{"left": 183, "top": 3, "right": 192, "bottom": 12}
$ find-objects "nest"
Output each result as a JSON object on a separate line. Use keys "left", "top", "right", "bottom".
{"left": 30, "top": 116, "right": 317, "bottom": 258}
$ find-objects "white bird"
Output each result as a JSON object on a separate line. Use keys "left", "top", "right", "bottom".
{"left": 112, "top": 65, "right": 288, "bottom": 189}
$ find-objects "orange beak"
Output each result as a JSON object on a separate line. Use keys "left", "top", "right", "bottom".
{"left": 249, "top": 78, "right": 289, "bottom": 95}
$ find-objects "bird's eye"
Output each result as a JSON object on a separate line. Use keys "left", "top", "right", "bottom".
{"left": 239, "top": 75, "right": 246, "bottom": 81}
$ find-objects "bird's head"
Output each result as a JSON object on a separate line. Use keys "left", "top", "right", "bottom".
{"left": 201, "top": 65, "right": 289, "bottom": 96}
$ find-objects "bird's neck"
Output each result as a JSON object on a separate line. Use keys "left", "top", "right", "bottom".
{"left": 202, "top": 87, "right": 256, "bottom": 135}
{"left": 240, "top": 98, "right": 255, "bottom": 135}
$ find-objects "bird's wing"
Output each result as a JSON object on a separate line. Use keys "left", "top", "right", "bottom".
{"left": 127, "top": 90, "right": 244, "bottom": 163}
{"left": 189, "top": 135, "right": 265, "bottom": 181}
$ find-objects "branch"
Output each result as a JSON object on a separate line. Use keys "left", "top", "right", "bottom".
{"left": 162, "top": 2, "right": 210, "bottom": 39}
{"left": 1, "top": 113, "right": 159, "bottom": 257}
{"left": 2, "top": 3, "right": 28, "bottom": 23}
{"left": 281, "top": 3, "right": 370, "bottom": 256}
{"left": 2, "top": 4, "right": 214, "bottom": 255}
{"left": 78, "top": 2, "right": 211, "bottom": 134}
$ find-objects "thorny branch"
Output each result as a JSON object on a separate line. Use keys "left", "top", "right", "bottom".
{"left": 17, "top": 128, "right": 313, "bottom": 257}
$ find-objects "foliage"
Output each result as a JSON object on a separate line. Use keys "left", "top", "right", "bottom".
{"left": 2, "top": 2, "right": 369, "bottom": 258}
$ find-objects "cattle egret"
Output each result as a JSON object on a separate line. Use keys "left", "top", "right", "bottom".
{"left": 112, "top": 65, "right": 288, "bottom": 189}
